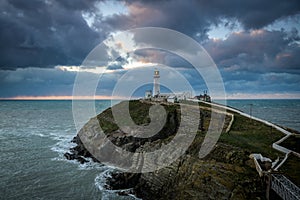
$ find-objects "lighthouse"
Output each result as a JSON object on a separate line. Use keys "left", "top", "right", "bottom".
{"left": 153, "top": 69, "right": 160, "bottom": 96}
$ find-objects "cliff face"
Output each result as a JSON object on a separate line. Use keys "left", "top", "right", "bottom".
{"left": 66, "top": 100, "right": 265, "bottom": 199}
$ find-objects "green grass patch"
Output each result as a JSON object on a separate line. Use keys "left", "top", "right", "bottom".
{"left": 98, "top": 100, "right": 180, "bottom": 134}
{"left": 219, "top": 113, "right": 284, "bottom": 159}
{"left": 98, "top": 100, "right": 285, "bottom": 160}
{"left": 279, "top": 154, "right": 300, "bottom": 186}
{"left": 279, "top": 135, "right": 300, "bottom": 153}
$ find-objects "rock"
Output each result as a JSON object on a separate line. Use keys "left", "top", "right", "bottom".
{"left": 117, "top": 190, "right": 134, "bottom": 196}
{"left": 64, "top": 152, "right": 74, "bottom": 160}
{"left": 77, "top": 156, "right": 88, "bottom": 164}
{"left": 106, "top": 173, "right": 141, "bottom": 190}
{"left": 64, "top": 152, "right": 88, "bottom": 163}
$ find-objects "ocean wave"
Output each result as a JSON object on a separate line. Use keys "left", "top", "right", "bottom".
{"left": 94, "top": 168, "right": 113, "bottom": 191}
{"left": 77, "top": 158, "right": 104, "bottom": 170}
{"left": 50, "top": 131, "right": 104, "bottom": 171}
{"left": 36, "top": 133, "right": 47, "bottom": 137}
{"left": 94, "top": 169, "right": 141, "bottom": 200}
{"left": 51, "top": 139, "right": 75, "bottom": 154}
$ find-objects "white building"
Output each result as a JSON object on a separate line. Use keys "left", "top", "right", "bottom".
{"left": 144, "top": 69, "right": 194, "bottom": 102}
{"left": 153, "top": 69, "right": 160, "bottom": 96}
{"left": 145, "top": 90, "right": 152, "bottom": 99}
{"left": 160, "top": 91, "right": 193, "bottom": 102}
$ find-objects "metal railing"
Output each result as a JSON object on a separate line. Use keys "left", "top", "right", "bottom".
{"left": 271, "top": 174, "right": 300, "bottom": 200}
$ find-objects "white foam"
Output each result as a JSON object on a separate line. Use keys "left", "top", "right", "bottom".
{"left": 94, "top": 168, "right": 113, "bottom": 191}
{"left": 37, "top": 133, "right": 46, "bottom": 137}
{"left": 94, "top": 168, "right": 142, "bottom": 200}
{"left": 77, "top": 158, "right": 104, "bottom": 170}
{"left": 51, "top": 156, "right": 79, "bottom": 165}
{"left": 50, "top": 132, "right": 107, "bottom": 171}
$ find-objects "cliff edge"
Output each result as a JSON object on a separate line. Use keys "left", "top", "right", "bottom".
{"left": 66, "top": 100, "right": 286, "bottom": 199}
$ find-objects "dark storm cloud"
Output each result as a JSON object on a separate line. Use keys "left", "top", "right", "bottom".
{"left": 0, "top": 67, "right": 122, "bottom": 98}
{"left": 1, "top": 0, "right": 300, "bottom": 98}
{"left": 133, "top": 49, "right": 192, "bottom": 68}
{"left": 1, "top": 0, "right": 300, "bottom": 69}
{"left": 56, "top": 0, "right": 99, "bottom": 11}
{"left": 0, "top": 0, "right": 102, "bottom": 69}
{"left": 204, "top": 29, "right": 300, "bottom": 73}
{"left": 104, "top": 0, "right": 214, "bottom": 41}
{"left": 0, "top": 67, "right": 76, "bottom": 97}
{"left": 223, "top": 72, "right": 300, "bottom": 94}
{"left": 202, "top": 28, "right": 300, "bottom": 95}
{"left": 106, "top": 56, "right": 127, "bottom": 70}
{"left": 196, "top": 0, "right": 300, "bottom": 30}
{"left": 106, "top": 0, "right": 300, "bottom": 39}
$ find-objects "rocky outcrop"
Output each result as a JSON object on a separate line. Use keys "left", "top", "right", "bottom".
{"left": 64, "top": 135, "right": 97, "bottom": 164}
{"left": 65, "top": 100, "right": 265, "bottom": 199}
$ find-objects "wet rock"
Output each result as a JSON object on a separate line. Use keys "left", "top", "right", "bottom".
{"left": 106, "top": 173, "right": 141, "bottom": 190}
{"left": 77, "top": 156, "right": 88, "bottom": 164}
{"left": 64, "top": 152, "right": 88, "bottom": 163}
{"left": 64, "top": 152, "right": 75, "bottom": 160}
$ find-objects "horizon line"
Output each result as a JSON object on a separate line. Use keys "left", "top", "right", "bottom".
{"left": 0, "top": 95, "right": 131, "bottom": 100}
{"left": 1, "top": 95, "right": 300, "bottom": 100}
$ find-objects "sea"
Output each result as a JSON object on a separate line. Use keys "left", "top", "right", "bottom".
{"left": 0, "top": 99, "right": 299, "bottom": 199}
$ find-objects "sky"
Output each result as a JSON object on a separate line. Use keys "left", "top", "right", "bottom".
{"left": 0, "top": 0, "right": 300, "bottom": 99}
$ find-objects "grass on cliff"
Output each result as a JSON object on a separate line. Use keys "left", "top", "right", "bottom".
{"left": 98, "top": 100, "right": 284, "bottom": 159}
{"left": 278, "top": 154, "right": 300, "bottom": 186}
{"left": 184, "top": 101, "right": 284, "bottom": 159}
{"left": 219, "top": 112, "right": 284, "bottom": 159}
{"left": 279, "top": 134, "right": 300, "bottom": 153}
{"left": 97, "top": 100, "right": 298, "bottom": 188}
{"left": 98, "top": 100, "right": 179, "bottom": 134}
{"left": 275, "top": 134, "right": 300, "bottom": 186}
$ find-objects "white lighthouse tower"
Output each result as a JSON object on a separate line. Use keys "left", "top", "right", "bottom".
{"left": 153, "top": 69, "right": 160, "bottom": 97}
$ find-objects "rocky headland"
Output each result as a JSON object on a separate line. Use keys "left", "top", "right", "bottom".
{"left": 65, "top": 100, "right": 295, "bottom": 199}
